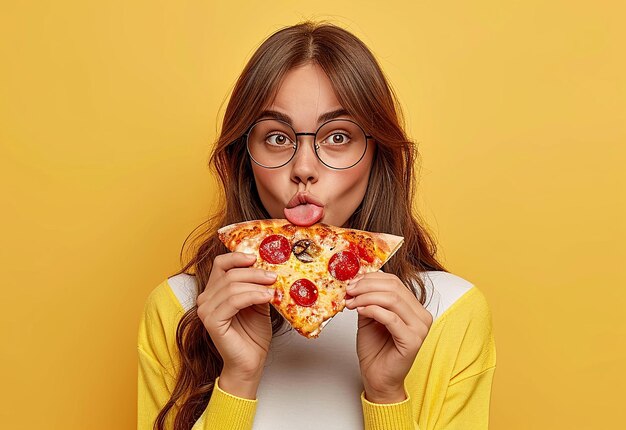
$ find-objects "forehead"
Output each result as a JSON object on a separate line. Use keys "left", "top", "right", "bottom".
{"left": 263, "top": 63, "right": 349, "bottom": 128}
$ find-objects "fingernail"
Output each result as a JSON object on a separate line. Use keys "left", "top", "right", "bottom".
{"left": 265, "top": 270, "right": 277, "bottom": 279}
{"left": 245, "top": 253, "right": 256, "bottom": 260}
{"left": 267, "top": 288, "right": 275, "bottom": 296}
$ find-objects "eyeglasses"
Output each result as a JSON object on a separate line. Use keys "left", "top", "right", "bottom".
{"left": 243, "top": 118, "right": 373, "bottom": 170}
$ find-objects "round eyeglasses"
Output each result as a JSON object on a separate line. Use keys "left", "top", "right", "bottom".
{"left": 243, "top": 118, "right": 373, "bottom": 170}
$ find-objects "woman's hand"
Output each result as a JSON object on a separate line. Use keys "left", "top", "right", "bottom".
{"left": 196, "top": 252, "right": 277, "bottom": 395}
{"left": 345, "top": 271, "right": 433, "bottom": 404}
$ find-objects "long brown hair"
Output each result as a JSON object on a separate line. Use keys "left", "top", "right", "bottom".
{"left": 153, "top": 20, "right": 447, "bottom": 429}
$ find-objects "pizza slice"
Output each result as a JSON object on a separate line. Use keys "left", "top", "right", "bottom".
{"left": 217, "top": 219, "right": 404, "bottom": 338}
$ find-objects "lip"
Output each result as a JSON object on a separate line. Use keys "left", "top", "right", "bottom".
{"left": 286, "top": 191, "right": 325, "bottom": 209}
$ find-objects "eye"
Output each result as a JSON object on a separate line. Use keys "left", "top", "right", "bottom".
{"left": 266, "top": 133, "right": 294, "bottom": 147}
{"left": 321, "top": 131, "right": 351, "bottom": 146}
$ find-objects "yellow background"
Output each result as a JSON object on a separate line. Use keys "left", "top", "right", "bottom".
{"left": 1, "top": 1, "right": 624, "bottom": 428}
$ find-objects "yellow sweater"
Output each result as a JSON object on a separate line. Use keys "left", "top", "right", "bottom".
{"left": 138, "top": 273, "right": 496, "bottom": 429}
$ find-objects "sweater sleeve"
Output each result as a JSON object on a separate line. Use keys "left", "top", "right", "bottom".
{"left": 137, "top": 346, "right": 177, "bottom": 429}
{"left": 360, "top": 286, "right": 496, "bottom": 430}
{"left": 360, "top": 365, "right": 496, "bottom": 430}
{"left": 137, "top": 280, "right": 258, "bottom": 429}
{"left": 361, "top": 387, "right": 419, "bottom": 429}
{"left": 433, "top": 287, "right": 496, "bottom": 429}
{"left": 360, "top": 365, "right": 495, "bottom": 430}
{"left": 433, "top": 366, "right": 496, "bottom": 429}
{"left": 189, "top": 377, "right": 257, "bottom": 430}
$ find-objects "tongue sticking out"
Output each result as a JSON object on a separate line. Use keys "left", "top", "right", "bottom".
{"left": 284, "top": 204, "right": 324, "bottom": 226}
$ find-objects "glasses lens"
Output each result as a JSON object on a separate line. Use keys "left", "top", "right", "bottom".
{"left": 315, "top": 120, "right": 367, "bottom": 169}
{"left": 247, "top": 120, "right": 297, "bottom": 168}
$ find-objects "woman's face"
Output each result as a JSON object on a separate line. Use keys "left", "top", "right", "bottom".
{"left": 250, "top": 62, "right": 376, "bottom": 228}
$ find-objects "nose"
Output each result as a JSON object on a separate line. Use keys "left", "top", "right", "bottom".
{"left": 290, "top": 134, "right": 319, "bottom": 184}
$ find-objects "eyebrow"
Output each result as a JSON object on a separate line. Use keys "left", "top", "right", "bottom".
{"left": 256, "top": 108, "right": 352, "bottom": 126}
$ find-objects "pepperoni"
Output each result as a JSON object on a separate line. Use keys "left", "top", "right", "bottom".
{"left": 290, "top": 279, "right": 318, "bottom": 307}
{"left": 348, "top": 242, "right": 375, "bottom": 263}
{"left": 328, "top": 250, "right": 360, "bottom": 281}
{"left": 259, "top": 234, "right": 291, "bottom": 264}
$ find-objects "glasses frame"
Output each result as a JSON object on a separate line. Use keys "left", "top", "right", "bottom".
{"left": 243, "top": 118, "right": 374, "bottom": 170}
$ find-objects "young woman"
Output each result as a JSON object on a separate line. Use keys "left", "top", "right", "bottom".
{"left": 137, "top": 21, "right": 496, "bottom": 430}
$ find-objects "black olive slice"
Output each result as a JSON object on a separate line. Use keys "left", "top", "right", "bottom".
{"left": 292, "top": 239, "right": 321, "bottom": 263}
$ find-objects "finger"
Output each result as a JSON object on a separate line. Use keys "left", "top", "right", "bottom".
{"left": 205, "top": 290, "right": 275, "bottom": 328}
{"left": 199, "top": 266, "right": 276, "bottom": 306}
{"left": 353, "top": 271, "right": 394, "bottom": 280}
{"left": 213, "top": 252, "right": 258, "bottom": 276}
{"left": 347, "top": 276, "right": 410, "bottom": 297}
{"left": 356, "top": 305, "right": 415, "bottom": 355}
{"left": 209, "top": 282, "right": 276, "bottom": 314}
{"left": 224, "top": 267, "right": 278, "bottom": 286}
{"left": 346, "top": 278, "right": 430, "bottom": 322}
{"left": 348, "top": 272, "right": 396, "bottom": 285}
{"left": 346, "top": 291, "right": 420, "bottom": 328}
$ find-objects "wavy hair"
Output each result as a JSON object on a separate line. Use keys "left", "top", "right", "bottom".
{"left": 153, "top": 20, "right": 447, "bottom": 430}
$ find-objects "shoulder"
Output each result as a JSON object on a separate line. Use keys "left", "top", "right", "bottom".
{"left": 415, "top": 272, "right": 497, "bottom": 382}
{"left": 141, "top": 274, "right": 195, "bottom": 317}
{"left": 166, "top": 272, "right": 199, "bottom": 312}
{"left": 419, "top": 271, "right": 496, "bottom": 364}
{"left": 417, "top": 271, "right": 490, "bottom": 324}
{"left": 420, "top": 272, "right": 497, "bottom": 377}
